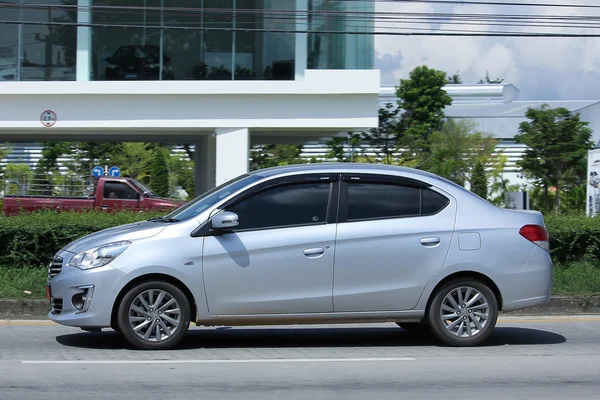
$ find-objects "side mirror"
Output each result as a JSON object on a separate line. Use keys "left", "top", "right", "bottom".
{"left": 211, "top": 211, "right": 239, "bottom": 232}
{"left": 105, "top": 56, "right": 114, "bottom": 63}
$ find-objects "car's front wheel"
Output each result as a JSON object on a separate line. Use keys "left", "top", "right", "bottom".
{"left": 117, "top": 280, "right": 191, "bottom": 350}
{"left": 427, "top": 279, "right": 498, "bottom": 347}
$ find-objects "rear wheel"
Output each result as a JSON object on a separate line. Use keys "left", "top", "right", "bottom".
{"left": 117, "top": 280, "right": 191, "bottom": 350}
{"left": 427, "top": 279, "right": 498, "bottom": 347}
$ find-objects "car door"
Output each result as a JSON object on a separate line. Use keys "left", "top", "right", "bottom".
{"left": 202, "top": 174, "right": 339, "bottom": 315}
{"left": 333, "top": 173, "right": 456, "bottom": 312}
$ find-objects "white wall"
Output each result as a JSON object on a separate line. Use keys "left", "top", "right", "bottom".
{"left": 0, "top": 70, "right": 380, "bottom": 134}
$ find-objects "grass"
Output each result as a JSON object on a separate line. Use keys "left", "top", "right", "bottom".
{"left": 0, "top": 262, "right": 599, "bottom": 300}
{"left": 553, "top": 261, "right": 600, "bottom": 296}
{"left": 0, "top": 267, "right": 48, "bottom": 300}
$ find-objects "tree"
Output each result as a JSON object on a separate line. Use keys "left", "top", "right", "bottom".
{"left": 447, "top": 71, "right": 463, "bottom": 84}
{"left": 150, "top": 148, "right": 170, "bottom": 197}
{"left": 326, "top": 133, "right": 362, "bottom": 162}
{"left": 249, "top": 144, "right": 307, "bottom": 170}
{"left": 423, "top": 119, "right": 498, "bottom": 186}
{"left": 470, "top": 161, "right": 488, "bottom": 200}
{"left": 395, "top": 65, "right": 453, "bottom": 158}
{"left": 37, "top": 142, "right": 73, "bottom": 173}
{"left": 514, "top": 104, "right": 594, "bottom": 213}
{"left": 478, "top": 71, "right": 504, "bottom": 84}
{"left": 361, "top": 103, "right": 401, "bottom": 164}
{"left": 109, "top": 143, "right": 153, "bottom": 184}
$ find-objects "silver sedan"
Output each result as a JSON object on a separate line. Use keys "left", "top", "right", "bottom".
{"left": 47, "top": 163, "right": 553, "bottom": 350}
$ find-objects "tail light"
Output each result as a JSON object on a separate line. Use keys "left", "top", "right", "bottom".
{"left": 519, "top": 224, "right": 550, "bottom": 252}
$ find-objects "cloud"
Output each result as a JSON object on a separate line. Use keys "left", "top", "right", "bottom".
{"left": 374, "top": 0, "right": 600, "bottom": 100}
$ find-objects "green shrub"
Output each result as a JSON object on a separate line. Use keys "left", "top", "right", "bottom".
{"left": 1, "top": 211, "right": 599, "bottom": 269}
{"left": 0, "top": 210, "right": 163, "bottom": 267}
{"left": 544, "top": 215, "right": 600, "bottom": 264}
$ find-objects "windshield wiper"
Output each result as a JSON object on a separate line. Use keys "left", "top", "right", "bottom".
{"left": 147, "top": 216, "right": 180, "bottom": 223}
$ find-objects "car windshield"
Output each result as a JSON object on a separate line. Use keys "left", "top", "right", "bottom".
{"left": 128, "top": 179, "right": 158, "bottom": 198}
{"left": 164, "top": 174, "right": 262, "bottom": 221}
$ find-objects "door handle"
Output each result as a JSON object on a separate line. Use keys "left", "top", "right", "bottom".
{"left": 303, "top": 247, "right": 325, "bottom": 257}
{"left": 420, "top": 237, "right": 441, "bottom": 246}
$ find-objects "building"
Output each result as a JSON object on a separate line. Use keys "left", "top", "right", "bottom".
{"left": 0, "top": 0, "right": 380, "bottom": 193}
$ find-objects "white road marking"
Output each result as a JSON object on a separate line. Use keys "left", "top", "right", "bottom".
{"left": 22, "top": 357, "right": 416, "bottom": 365}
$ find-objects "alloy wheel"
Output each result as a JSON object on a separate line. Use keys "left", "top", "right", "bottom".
{"left": 439, "top": 286, "right": 489, "bottom": 338}
{"left": 128, "top": 289, "right": 181, "bottom": 342}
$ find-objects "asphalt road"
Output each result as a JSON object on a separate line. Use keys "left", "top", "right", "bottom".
{"left": 1, "top": 315, "right": 600, "bottom": 400}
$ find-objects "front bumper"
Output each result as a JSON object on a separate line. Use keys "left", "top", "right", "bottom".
{"left": 47, "top": 252, "right": 131, "bottom": 328}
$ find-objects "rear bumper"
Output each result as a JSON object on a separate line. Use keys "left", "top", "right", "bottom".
{"left": 495, "top": 246, "right": 553, "bottom": 312}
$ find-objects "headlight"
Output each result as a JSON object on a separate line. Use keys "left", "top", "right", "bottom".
{"left": 67, "top": 241, "right": 131, "bottom": 270}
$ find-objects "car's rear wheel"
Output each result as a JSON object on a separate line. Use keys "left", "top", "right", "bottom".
{"left": 427, "top": 279, "right": 498, "bottom": 347}
{"left": 117, "top": 280, "right": 191, "bottom": 350}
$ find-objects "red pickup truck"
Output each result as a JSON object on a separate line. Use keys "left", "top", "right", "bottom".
{"left": 2, "top": 176, "right": 185, "bottom": 216}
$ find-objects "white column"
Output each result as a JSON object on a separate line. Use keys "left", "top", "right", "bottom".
{"left": 76, "top": 0, "right": 92, "bottom": 81}
{"left": 215, "top": 128, "right": 249, "bottom": 186}
{"left": 295, "top": 0, "right": 308, "bottom": 80}
{"left": 194, "top": 135, "right": 216, "bottom": 196}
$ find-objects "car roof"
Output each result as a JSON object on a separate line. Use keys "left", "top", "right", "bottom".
{"left": 250, "top": 162, "right": 439, "bottom": 180}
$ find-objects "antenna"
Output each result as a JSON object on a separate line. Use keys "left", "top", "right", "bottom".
{"left": 415, "top": 154, "right": 435, "bottom": 169}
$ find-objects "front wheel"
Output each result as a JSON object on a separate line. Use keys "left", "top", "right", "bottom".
{"left": 117, "top": 280, "right": 191, "bottom": 350}
{"left": 427, "top": 279, "right": 498, "bottom": 347}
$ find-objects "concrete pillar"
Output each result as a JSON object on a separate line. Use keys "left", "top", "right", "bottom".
{"left": 215, "top": 128, "right": 249, "bottom": 186}
{"left": 194, "top": 134, "right": 216, "bottom": 196}
{"left": 295, "top": 0, "right": 308, "bottom": 79}
{"left": 76, "top": 0, "right": 92, "bottom": 81}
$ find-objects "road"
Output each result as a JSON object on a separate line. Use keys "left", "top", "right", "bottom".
{"left": 1, "top": 315, "right": 599, "bottom": 400}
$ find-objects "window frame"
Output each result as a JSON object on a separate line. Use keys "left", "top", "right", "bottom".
{"left": 338, "top": 173, "right": 449, "bottom": 223}
{"left": 196, "top": 173, "right": 340, "bottom": 237}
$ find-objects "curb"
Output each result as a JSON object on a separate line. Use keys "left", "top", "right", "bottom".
{"left": 2, "top": 296, "right": 600, "bottom": 320}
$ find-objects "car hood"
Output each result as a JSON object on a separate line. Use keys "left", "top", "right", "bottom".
{"left": 62, "top": 221, "right": 167, "bottom": 254}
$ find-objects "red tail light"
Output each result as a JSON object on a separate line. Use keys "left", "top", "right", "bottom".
{"left": 519, "top": 224, "right": 549, "bottom": 251}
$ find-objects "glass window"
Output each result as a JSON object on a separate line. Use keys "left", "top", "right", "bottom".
{"left": 0, "top": 0, "right": 19, "bottom": 82}
{"left": 308, "top": 0, "right": 374, "bottom": 70}
{"left": 347, "top": 183, "right": 422, "bottom": 221}
{"left": 91, "top": 0, "right": 163, "bottom": 81}
{"left": 103, "top": 181, "right": 139, "bottom": 200}
{"left": 20, "top": 0, "right": 77, "bottom": 81}
{"left": 422, "top": 189, "right": 450, "bottom": 215}
{"left": 226, "top": 182, "right": 331, "bottom": 230}
{"left": 165, "top": 174, "right": 262, "bottom": 221}
{"left": 90, "top": 0, "right": 296, "bottom": 81}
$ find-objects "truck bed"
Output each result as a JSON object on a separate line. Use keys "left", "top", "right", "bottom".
{"left": 3, "top": 196, "right": 95, "bottom": 216}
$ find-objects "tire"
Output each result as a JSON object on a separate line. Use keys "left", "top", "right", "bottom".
{"left": 117, "top": 280, "right": 191, "bottom": 350}
{"left": 396, "top": 322, "right": 431, "bottom": 335}
{"left": 427, "top": 279, "right": 498, "bottom": 347}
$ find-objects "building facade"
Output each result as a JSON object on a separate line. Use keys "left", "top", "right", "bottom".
{"left": 0, "top": 0, "right": 380, "bottom": 193}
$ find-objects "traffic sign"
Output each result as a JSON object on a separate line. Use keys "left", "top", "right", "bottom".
{"left": 92, "top": 166, "right": 104, "bottom": 177}
{"left": 109, "top": 166, "right": 121, "bottom": 177}
{"left": 41, "top": 110, "right": 57, "bottom": 127}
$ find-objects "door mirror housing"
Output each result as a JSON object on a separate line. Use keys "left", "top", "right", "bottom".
{"left": 211, "top": 211, "right": 239, "bottom": 232}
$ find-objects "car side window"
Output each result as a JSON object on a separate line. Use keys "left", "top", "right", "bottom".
{"left": 346, "top": 182, "right": 449, "bottom": 221}
{"left": 103, "top": 182, "right": 138, "bottom": 200}
{"left": 422, "top": 188, "right": 450, "bottom": 215}
{"left": 347, "top": 183, "right": 421, "bottom": 221}
{"left": 226, "top": 182, "right": 331, "bottom": 231}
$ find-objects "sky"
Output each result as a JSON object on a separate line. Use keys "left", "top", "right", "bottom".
{"left": 374, "top": 0, "right": 600, "bottom": 100}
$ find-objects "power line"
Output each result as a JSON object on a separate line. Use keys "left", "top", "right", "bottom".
{"left": 3, "top": 18, "right": 600, "bottom": 37}
{"left": 335, "top": 0, "right": 600, "bottom": 9}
